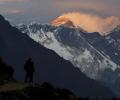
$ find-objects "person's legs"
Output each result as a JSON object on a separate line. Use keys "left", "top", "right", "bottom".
{"left": 25, "top": 73, "right": 29, "bottom": 83}
{"left": 29, "top": 72, "right": 33, "bottom": 83}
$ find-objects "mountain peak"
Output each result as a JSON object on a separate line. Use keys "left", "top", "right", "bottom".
{"left": 106, "top": 24, "right": 120, "bottom": 38}
{"left": 0, "top": 15, "right": 5, "bottom": 20}
{"left": 50, "top": 17, "right": 75, "bottom": 27}
{"left": 112, "top": 24, "right": 120, "bottom": 32}
{"left": 0, "top": 14, "right": 11, "bottom": 28}
{"left": 108, "top": 24, "right": 120, "bottom": 34}
{"left": 50, "top": 16, "right": 88, "bottom": 33}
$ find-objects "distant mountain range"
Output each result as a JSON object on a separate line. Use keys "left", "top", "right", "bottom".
{"left": 0, "top": 15, "right": 115, "bottom": 98}
{"left": 17, "top": 19, "right": 120, "bottom": 96}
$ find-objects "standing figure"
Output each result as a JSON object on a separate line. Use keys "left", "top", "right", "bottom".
{"left": 24, "top": 58, "right": 34, "bottom": 83}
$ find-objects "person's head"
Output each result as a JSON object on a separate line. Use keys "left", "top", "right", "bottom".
{"left": 28, "top": 58, "right": 32, "bottom": 61}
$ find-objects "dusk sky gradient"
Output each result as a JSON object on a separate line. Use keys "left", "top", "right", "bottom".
{"left": 0, "top": 0, "right": 120, "bottom": 25}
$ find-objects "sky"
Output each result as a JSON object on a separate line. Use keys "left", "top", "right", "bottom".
{"left": 0, "top": 0, "right": 120, "bottom": 33}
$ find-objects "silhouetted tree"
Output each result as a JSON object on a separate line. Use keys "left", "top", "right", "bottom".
{"left": 0, "top": 57, "right": 14, "bottom": 84}
{"left": 6, "top": 65, "right": 14, "bottom": 79}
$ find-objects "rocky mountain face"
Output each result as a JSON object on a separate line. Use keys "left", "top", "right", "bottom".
{"left": 80, "top": 25, "right": 120, "bottom": 96}
{"left": 17, "top": 22, "right": 120, "bottom": 96}
{"left": 81, "top": 25, "right": 120, "bottom": 66}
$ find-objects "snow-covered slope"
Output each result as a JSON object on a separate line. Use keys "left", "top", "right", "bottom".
{"left": 17, "top": 23, "right": 120, "bottom": 95}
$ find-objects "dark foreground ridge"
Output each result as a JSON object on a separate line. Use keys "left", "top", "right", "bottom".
{"left": 0, "top": 82, "right": 119, "bottom": 100}
{"left": 0, "top": 14, "right": 116, "bottom": 98}
{"left": 0, "top": 82, "right": 78, "bottom": 100}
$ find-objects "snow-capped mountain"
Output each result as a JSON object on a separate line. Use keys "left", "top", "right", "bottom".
{"left": 0, "top": 14, "right": 115, "bottom": 98}
{"left": 17, "top": 22, "right": 120, "bottom": 95}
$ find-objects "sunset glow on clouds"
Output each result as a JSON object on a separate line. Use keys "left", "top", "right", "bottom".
{"left": 52, "top": 12, "right": 120, "bottom": 34}
{"left": 0, "top": 0, "right": 120, "bottom": 27}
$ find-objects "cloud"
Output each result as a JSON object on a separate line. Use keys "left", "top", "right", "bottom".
{"left": 54, "top": 12, "right": 120, "bottom": 35}
{"left": 53, "top": 0, "right": 120, "bottom": 21}
{"left": 0, "top": 8, "right": 24, "bottom": 14}
{"left": 0, "top": 0, "right": 29, "bottom": 4}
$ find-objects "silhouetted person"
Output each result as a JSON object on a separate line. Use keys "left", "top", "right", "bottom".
{"left": 24, "top": 58, "right": 34, "bottom": 83}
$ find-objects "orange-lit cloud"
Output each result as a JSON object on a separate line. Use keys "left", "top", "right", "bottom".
{"left": 52, "top": 12, "right": 120, "bottom": 35}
